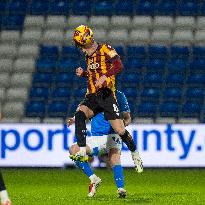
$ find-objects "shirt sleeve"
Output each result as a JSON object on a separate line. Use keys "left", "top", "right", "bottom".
{"left": 116, "top": 91, "right": 130, "bottom": 113}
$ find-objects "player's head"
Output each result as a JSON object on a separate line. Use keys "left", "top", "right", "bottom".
{"left": 73, "top": 25, "right": 94, "bottom": 49}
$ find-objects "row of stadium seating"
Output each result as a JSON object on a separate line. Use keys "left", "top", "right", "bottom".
{"left": 1, "top": 0, "right": 205, "bottom": 16}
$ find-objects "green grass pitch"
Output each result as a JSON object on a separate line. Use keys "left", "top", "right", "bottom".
{"left": 2, "top": 168, "right": 205, "bottom": 205}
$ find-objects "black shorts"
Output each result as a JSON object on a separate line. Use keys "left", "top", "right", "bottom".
{"left": 81, "top": 88, "right": 121, "bottom": 120}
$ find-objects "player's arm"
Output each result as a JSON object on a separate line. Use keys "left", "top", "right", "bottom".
{"left": 122, "top": 111, "right": 131, "bottom": 127}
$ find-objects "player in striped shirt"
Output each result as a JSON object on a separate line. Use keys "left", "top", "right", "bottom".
{"left": 71, "top": 25, "right": 139, "bottom": 166}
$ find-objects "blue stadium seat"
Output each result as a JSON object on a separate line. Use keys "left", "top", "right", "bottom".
{"left": 39, "top": 45, "right": 59, "bottom": 60}
{"left": 1, "top": 14, "right": 25, "bottom": 30}
{"left": 0, "top": 1, "right": 7, "bottom": 14}
{"left": 199, "top": 2, "right": 205, "bottom": 16}
{"left": 56, "top": 59, "right": 79, "bottom": 73}
{"left": 141, "top": 88, "right": 160, "bottom": 102}
{"left": 47, "top": 101, "right": 68, "bottom": 117}
{"left": 187, "top": 74, "right": 205, "bottom": 86}
{"left": 163, "top": 88, "right": 182, "bottom": 102}
{"left": 28, "top": 0, "right": 49, "bottom": 15}
{"left": 148, "top": 45, "right": 168, "bottom": 59}
{"left": 8, "top": 0, "right": 27, "bottom": 15}
{"left": 136, "top": 0, "right": 155, "bottom": 15}
{"left": 167, "top": 58, "right": 187, "bottom": 74}
{"left": 156, "top": 0, "right": 176, "bottom": 15}
{"left": 49, "top": 0, "right": 70, "bottom": 15}
{"left": 93, "top": 0, "right": 114, "bottom": 15}
{"left": 73, "top": 88, "right": 87, "bottom": 98}
{"left": 36, "top": 59, "right": 56, "bottom": 73}
{"left": 166, "top": 74, "right": 184, "bottom": 86}
{"left": 126, "top": 46, "right": 146, "bottom": 58}
{"left": 192, "top": 46, "right": 205, "bottom": 58}
{"left": 146, "top": 59, "right": 166, "bottom": 73}
{"left": 160, "top": 102, "right": 179, "bottom": 117}
{"left": 124, "top": 59, "right": 144, "bottom": 73}
{"left": 25, "top": 101, "right": 46, "bottom": 117}
{"left": 121, "top": 73, "right": 140, "bottom": 85}
{"left": 177, "top": 0, "right": 198, "bottom": 16}
{"left": 185, "top": 88, "right": 204, "bottom": 102}
{"left": 137, "top": 102, "right": 157, "bottom": 117}
{"left": 51, "top": 88, "right": 71, "bottom": 100}
{"left": 54, "top": 73, "right": 75, "bottom": 87}
{"left": 61, "top": 46, "right": 80, "bottom": 59}
{"left": 190, "top": 59, "right": 205, "bottom": 74}
{"left": 143, "top": 73, "right": 163, "bottom": 86}
{"left": 114, "top": 46, "right": 125, "bottom": 57}
{"left": 170, "top": 46, "right": 190, "bottom": 59}
{"left": 30, "top": 87, "right": 49, "bottom": 101}
{"left": 115, "top": 0, "right": 134, "bottom": 15}
{"left": 72, "top": 0, "right": 91, "bottom": 15}
{"left": 182, "top": 102, "right": 201, "bottom": 117}
{"left": 32, "top": 73, "right": 52, "bottom": 87}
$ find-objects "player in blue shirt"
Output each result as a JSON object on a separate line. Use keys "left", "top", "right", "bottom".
{"left": 68, "top": 90, "right": 143, "bottom": 198}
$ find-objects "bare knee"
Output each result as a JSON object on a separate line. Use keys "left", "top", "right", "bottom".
{"left": 109, "top": 119, "right": 125, "bottom": 135}
{"left": 109, "top": 149, "right": 121, "bottom": 167}
{"left": 69, "top": 144, "right": 79, "bottom": 155}
{"left": 78, "top": 105, "right": 94, "bottom": 118}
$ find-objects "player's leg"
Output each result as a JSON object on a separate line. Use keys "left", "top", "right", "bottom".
{"left": 0, "top": 171, "right": 11, "bottom": 205}
{"left": 69, "top": 142, "right": 101, "bottom": 197}
{"left": 109, "top": 119, "right": 143, "bottom": 173}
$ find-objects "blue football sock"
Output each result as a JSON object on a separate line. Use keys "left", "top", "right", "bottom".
{"left": 75, "top": 161, "right": 94, "bottom": 177}
{"left": 113, "top": 165, "right": 124, "bottom": 188}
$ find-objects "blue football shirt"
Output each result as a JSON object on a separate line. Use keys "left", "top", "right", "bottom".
{"left": 90, "top": 90, "right": 130, "bottom": 136}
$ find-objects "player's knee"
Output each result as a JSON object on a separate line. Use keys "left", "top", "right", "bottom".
{"left": 75, "top": 110, "right": 87, "bottom": 122}
{"left": 114, "top": 127, "right": 125, "bottom": 136}
{"left": 109, "top": 149, "right": 121, "bottom": 167}
{"left": 69, "top": 144, "right": 79, "bottom": 155}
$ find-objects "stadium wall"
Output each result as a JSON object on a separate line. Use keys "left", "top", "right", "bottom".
{"left": 0, "top": 123, "right": 204, "bottom": 168}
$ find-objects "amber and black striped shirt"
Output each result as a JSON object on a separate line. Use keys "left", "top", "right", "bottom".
{"left": 83, "top": 43, "right": 121, "bottom": 95}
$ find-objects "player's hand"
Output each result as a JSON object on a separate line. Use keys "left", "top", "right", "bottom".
{"left": 67, "top": 117, "right": 75, "bottom": 126}
{"left": 95, "top": 75, "right": 107, "bottom": 88}
{"left": 76, "top": 67, "right": 84, "bottom": 77}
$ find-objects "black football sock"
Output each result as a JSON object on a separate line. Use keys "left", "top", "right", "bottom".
{"left": 120, "top": 129, "right": 136, "bottom": 152}
{"left": 0, "top": 172, "right": 6, "bottom": 191}
{"left": 75, "top": 110, "right": 87, "bottom": 147}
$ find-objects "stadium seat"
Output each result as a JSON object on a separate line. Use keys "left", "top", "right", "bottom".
{"left": 93, "top": 0, "right": 114, "bottom": 16}
{"left": 128, "top": 29, "right": 149, "bottom": 44}
{"left": 163, "top": 88, "right": 182, "bottom": 102}
{"left": 136, "top": 0, "right": 155, "bottom": 15}
{"left": 124, "top": 58, "right": 144, "bottom": 73}
{"left": 192, "top": 46, "right": 205, "bottom": 58}
{"left": 48, "top": 0, "right": 70, "bottom": 15}
{"left": 54, "top": 73, "right": 75, "bottom": 86}
{"left": 146, "top": 59, "right": 166, "bottom": 73}
{"left": 0, "top": 59, "right": 13, "bottom": 73}
{"left": 67, "top": 15, "right": 88, "bottom": 28}
{"left": 0, "top": 44, "right": 17, "bottom": 58}
{"left": 18, "top": 45, "right": 39, "bottom": 58}
{"left": 7, "top": 0, "right": 27, "bottom": 15}
{"left": 107, "top": 29, "right": 128, "bottom": 44}
{"left": 32, "top": 73, "right": 52, "bottom": 87}
{"left": 89, "top": 16, "right": 109, "bottom": 29}
{"left": 1, "top": 14, "right": 25, "bottom": 30}
{"left": 121, "top": 87, "right": 138, "bottom": 98}
{"left": 181, "top": 102, "right": 201, "bottom": 117}
{"left": 21, "top": 30, "right": 42, "bottom": 44}
{"left": 131, "top": 16, "right": 152, "bottom": 29}
{"left": 0, "top": 73, "right": 9, "bottom": 87}
{"left": 126, "top": 46, "right": 146, "bottom": 58}
{"left": 153, "top": 16, "right": 174, "bottom": 29}
{"left": 175, "top": 16, "right": 195, "bottom": 29}
{"left": 72, "top": 0, "right": 91, "bottom": 15}
{"left": 30, "top": 87, "right": 49, "bottom": 101}
{"left": 167, "top": 58, "right": 187, "bottom": 74}
{"left": 28, "top": 0, "right": 49, "bottom": 15}
{"left": 24, "top": 15, "right": 45, "bottom": 29}
{"left": 21, "top": 117, "right": 41, "bottom": 123}
{"left": 47, "top": 101, "right": 68, "bottom": 117}
{"left": 25, "top": 101, "right": 46, "bottom": 117}
{"left": 189, "top": 59, "right": 205, "bottom": 74}
{"left": 170, "top": 46, "right": 190, "bottom": 59}
{"left": 39, "top": 45, "right": 59, "bottom": 60}
{"left": 172, "top": 30, "right": 193, "bottom": 45}
{"left": 159, "top": 102, "right": 179, "bottom": 117}
{"left": 110, "top": 16, "right": 131, "bottom": 29}
{"left": 194, "top": 30, "right": 205, "bottom": 44}
{"left": 187, "top": 74, "right": 205, "bottom": 86}
{"left": 166, "top": 74, "right": 184, "bottom": 86}
{"left": 150, "top": 29, "right": 171, "bottom": 44}
{"left": 36, "top": 59, "right": 56, "bottom": 73}
{"left": 51, "top": 87, "right": 71, "bottom": 100}
{"left": 185, "top": 88, "right": 204, "bottom": 102}
{"left": 156, "top": 1, "right": 176, "bottom": 15}
{"left": 6, "top": 88, "right": 28, "bottom": 101}
{"left": 141, "top": 88, "right": 160, "bottom": 102}
{"left": 177, "top": 0, "right": 198, "bottom": 16}
{"left": 196, "top": 17, "right": 205, "bottom": 30}
{"left": 61, "top": 46, "right": 80, "bottom": 59}
{"left": 143, "top": 73, "right": 163, "bottom": 87}
{"left": 114, "top": 0, "right": 134, "bottom": 15}
{"left": 137, "top": 102, "right": 157, "bottom": 117}
{"left": 148, "top": 45, "right": 168, "bottom": 59}
{"left": 10, "top": 73, "right": 31, "bottom": 88}
{"left": 0, "top": 31, "right": 20, "bottom": 44}
{"left": 3, "top": 101, "right": 24, "bottom": 117}
{"left": 43, "top": 29, "right": 64, "bottom": 45}
{"left": 13, "top": 58, "right": 35, "bottom": 73}
{"left": 45, "top": 16, "right": 66, "bottom": 29}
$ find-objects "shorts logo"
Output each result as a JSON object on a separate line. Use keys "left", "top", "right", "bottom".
{"left": 113, "top": 104, "right": 119, "bottom": 116}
